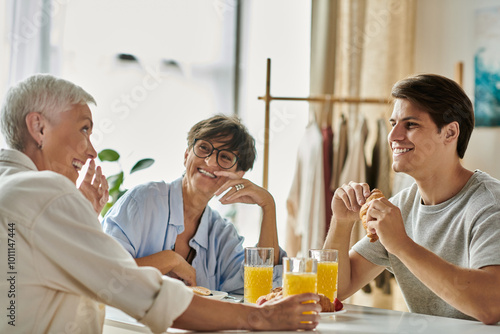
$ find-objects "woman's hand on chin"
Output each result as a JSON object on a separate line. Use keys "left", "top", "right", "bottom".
{"left": 213, "top": 171, "right": 274, "bottom": 208}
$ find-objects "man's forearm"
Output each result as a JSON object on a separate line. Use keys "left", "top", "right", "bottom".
{"left": 394, "top": 240, "right": 500, "bottom": 324}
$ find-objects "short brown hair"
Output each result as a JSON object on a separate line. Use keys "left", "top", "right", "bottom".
{"left": 187, "top": 114, "right": 256, "bottom": 171}
{"left": 391, "top": 74, "right": 474, "bottom": 159}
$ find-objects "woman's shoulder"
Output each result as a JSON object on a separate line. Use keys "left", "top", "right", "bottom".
{"left": 0, "top": 170, "right": 93, "bottom": 225}
{"left": 8, "top": 170, "right": 78, "bottom": 196}
{"left": 126, "top": 180, "right": 170, "bottom": 199}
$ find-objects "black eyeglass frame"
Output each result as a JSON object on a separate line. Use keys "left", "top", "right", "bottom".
{"left": 192, "top": 138, "right": 239, "bottom": 169}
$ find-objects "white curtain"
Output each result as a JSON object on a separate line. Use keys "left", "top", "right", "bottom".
{"left": 6, "top": 0, "right": 64, "bottom": 86}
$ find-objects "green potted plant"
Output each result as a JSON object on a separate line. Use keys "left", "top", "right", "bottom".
{"left": 98, "top": 148, "right": 155, "bottom": 217}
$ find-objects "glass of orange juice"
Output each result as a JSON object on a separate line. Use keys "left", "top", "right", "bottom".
{"left": 282, "top": 257, "right": 317, "bottom": 320}
{"left": 309, "top": 249, "right": 338, "bottom": 302}
{"left": 244, "top": 247, "right": 274, "bottom": 303}
{"left": 282, "top": 257, "right": 317, "bottom": 296}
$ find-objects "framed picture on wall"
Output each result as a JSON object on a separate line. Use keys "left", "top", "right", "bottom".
{"left": 474, "top": 5, "right": 500, "bottom": 127}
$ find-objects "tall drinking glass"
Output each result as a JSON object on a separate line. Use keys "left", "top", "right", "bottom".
{"left": 282, "top": 257, "right": 317, "bottom": 297}
{"left": 309, "top": 249, "right": 338, "bottom": 302}
{"left": 244, "top": 247, "right": 274, "bottom": 303}
{"left": 282, "top": 257, "right": 317, "bottom": 320}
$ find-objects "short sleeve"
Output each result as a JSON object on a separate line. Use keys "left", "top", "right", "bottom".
{"left": 469, "top": 210, "right": 500, "bottom": 269}
{"left": 102, "top": 191, "right": 144, "bottom": 257}
{"left": 352, "top": 236, "right": 391, "bottom": 268}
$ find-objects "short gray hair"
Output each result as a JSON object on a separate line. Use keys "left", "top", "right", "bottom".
{"left": 1, "top": 74, "right": 96, "bottom": 151}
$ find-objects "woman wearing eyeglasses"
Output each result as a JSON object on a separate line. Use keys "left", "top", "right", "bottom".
{"left": 102, "top": 114, "right": 285, "bottom": 294}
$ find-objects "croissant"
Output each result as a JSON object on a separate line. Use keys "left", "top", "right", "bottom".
{"left": 318, "top": 294, "right": 344, "bottom": 312}
{"left": 189, "top": 286, "right": 212, "bottom": 296}
{"left": 359, "top": 188, "right": 385, "bottom": 242}
{"left": 256, "top": 287, "right": 283, "bottom": 305}
{"left": 318, "top": 294, "right": 335, "bottom": 312}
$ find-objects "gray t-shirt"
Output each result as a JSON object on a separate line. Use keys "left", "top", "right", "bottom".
{"left": 353, "top": 170, "right": 500, "bottom": 320}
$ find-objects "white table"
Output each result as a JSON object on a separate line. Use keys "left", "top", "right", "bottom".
{"left": 103, "top": 303, "right": 499, "bottom": 334}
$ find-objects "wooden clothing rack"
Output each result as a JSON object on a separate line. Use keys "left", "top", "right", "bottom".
{"left": 257, "top": 58, "right": 464, "bottom": 189}
{"left": 257, "top": 58, "right": 389, "bottom": 189}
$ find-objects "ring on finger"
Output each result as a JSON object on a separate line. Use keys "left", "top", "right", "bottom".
{"left": 235, "top": 183, "right": 244, "bottom": 191}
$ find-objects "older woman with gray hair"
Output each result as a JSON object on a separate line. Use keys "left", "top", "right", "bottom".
{"left": 102, "top": 114, "right": 286, "bottom": 293}
{"left": 0, "top": 74, "right": 319, "bottom": 333}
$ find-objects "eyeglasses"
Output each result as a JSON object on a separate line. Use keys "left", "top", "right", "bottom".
{"left": 192, "top": 139, "right": 239, "bottom": 169}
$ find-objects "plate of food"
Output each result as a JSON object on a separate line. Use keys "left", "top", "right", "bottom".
{"left": 189, "top": 286, "right": 228, "bottom": 300}
{"left": 204, "top": 290, "right": 228, "bottom": 300}
{"left": 320, "top": 309, "right": 347, "bottom": 318}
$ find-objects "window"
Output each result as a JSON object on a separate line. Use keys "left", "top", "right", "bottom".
{"left": 61, "top": 0, "right": 237, "bottom": 186}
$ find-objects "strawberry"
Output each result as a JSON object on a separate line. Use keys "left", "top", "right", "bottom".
{"left": 333, "top": 298, "right": 343, "bottom": 311}
{"left": 256, "top": 296, "right": 268, "bottom": 306}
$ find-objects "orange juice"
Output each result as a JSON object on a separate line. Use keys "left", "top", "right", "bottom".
{"left": 283, "top": 272, "right": 317, "bottom": 319}
{"left": 317, "top": 261, "right": 338, "bottom": 301}
{"left": 244, "top": 265, "right": 273, "bottom": 303}
{"left": 282, "top": 272, "right": 317, "bottom": 296}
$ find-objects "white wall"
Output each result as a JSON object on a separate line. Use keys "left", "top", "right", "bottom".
{"left": 414, "top": 0, "right": 500, "bottom": 179}
{"left": 236, "top": 0, "right": 311, "bottom": 248}
{"left": 60, "top": 0, "right": 237, "bottom": 190}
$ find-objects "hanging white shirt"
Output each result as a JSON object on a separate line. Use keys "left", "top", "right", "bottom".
{"left": 286, "top": 119, "right": 325, "bottom": 256}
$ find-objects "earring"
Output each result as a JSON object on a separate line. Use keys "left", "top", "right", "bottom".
{"left": 38, "top": 141, "right": 43, "bottom": 150}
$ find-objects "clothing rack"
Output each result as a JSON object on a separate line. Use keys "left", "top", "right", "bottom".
{"left": 257, "top": 58, "right": 464, "bottom": 189}
{"left": 257, "top": 58, "right": 390, "bottom": 189}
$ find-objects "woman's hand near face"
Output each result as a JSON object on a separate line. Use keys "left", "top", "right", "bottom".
{"left": 213, "top": 171, "right": 274, "bottom": 209}
{"left": 78, "top": 159, "right": 109, "bottom": 215}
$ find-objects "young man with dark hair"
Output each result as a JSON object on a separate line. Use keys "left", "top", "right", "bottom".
{"left": 325, "top": 74, "right": 500, "bottom": 325}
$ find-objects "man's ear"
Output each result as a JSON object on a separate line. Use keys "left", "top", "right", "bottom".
{"left": 444, "top": 121, "right": 460, "bottom": 143}
{"left": 25, "top": 112, "right": 45, "bottom": 146}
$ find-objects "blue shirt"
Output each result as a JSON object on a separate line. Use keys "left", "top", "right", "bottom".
{"left": 102, "top": 177, "right": 285, "bottom": 294}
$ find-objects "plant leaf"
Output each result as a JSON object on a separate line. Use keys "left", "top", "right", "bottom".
{"left": 98, "top": 149, "right": 120, "bottom": 162}
{"left": 107, "top": 172, "right": 124, "bottom": 192}
{"left": 100, "top": 202, "right": 114, "bottom": 217}
{"left": 130, "top": 158, "right": 155, "bottom": 174}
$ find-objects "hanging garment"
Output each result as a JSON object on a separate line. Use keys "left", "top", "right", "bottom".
{"left": 286, "top": 120, "right": 325, "bottom": 257}
{"left": 338, "top": 117, "right": 369, "bottom": 247}
{"left": 330, "top": 115, "right": 348, "bottom": 191}
{"left": 367, "top": 119, "right": 393, "bottom": 197}
{"left": 321, "top": 125, "right": 334, "bottom": 234}
{"left": 339, "top": 117, "right": 368, "bottom": 187}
